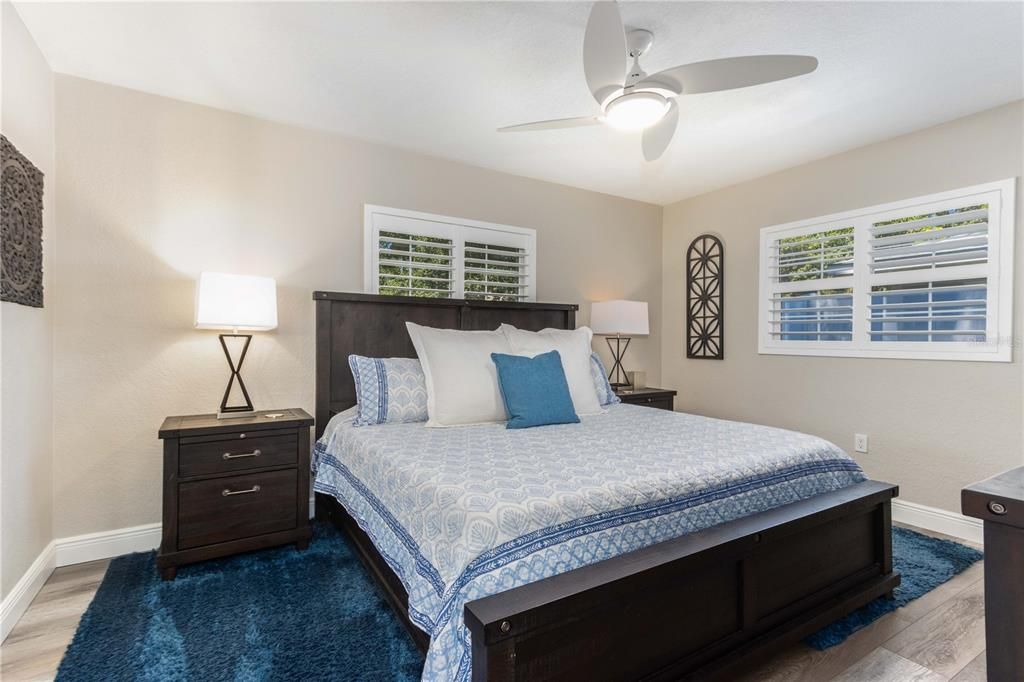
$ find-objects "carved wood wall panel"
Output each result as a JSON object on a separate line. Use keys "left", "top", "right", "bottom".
{"left": 1, "top": 135, "right": 44, "bottom": 308}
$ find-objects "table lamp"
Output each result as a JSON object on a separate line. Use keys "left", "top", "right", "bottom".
{"left": 590, "top": 300, "right": 649, "bottom": 389}
{"left": 194, "top": 272, "right": 278, "bottom": 418}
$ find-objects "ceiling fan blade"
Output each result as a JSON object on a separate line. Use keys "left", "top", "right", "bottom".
{"left": 498, "top": 116, "right": 600, "bottom": 133}
{"left": 642, "top": 100, "right": 678, "bottom": 161}
{"left": 583, "top": 2, "right": 627, "bottom": 105}
{"left": 637, "top": 55, "right": 818, "bottom": 96}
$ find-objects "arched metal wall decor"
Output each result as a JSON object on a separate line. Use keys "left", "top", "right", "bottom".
{"left": 686, "top": 234, "right": 724, "bottom": 359}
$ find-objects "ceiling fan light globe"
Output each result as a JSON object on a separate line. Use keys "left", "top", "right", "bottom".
{"left": 604, "top": 92, "right": 670, "bottom": 131}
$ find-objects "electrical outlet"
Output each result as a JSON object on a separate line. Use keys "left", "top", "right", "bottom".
{"left": 854, "top": 433, "right": 869, "bottom": 453}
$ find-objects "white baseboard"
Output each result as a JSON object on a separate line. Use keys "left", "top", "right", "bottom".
{"left": 50, "top": 501, "right": 316, "bottom": 569}
{"left": 1, "top": 524, "right": 160, "bottom": 643}
{"left": 54, "top": 523, "right": 162, "bottom": 567}
{"left": 892, "top": 499, "right": 983, "bottom": 545}
{"left": 3, "top": 511, "right": 320, "bottom": 642}
{"left": 51, "top": 504, "right": 317, "bottom": 567}
{"left": 1, "top": 541, "right": 56, "bottom": 643}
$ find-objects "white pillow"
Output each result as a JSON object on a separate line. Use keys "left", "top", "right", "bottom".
{"left": 499, "top": 324, "right": 603, "bottom": 416}
{"left": 405, "top": 322, "right": 513, "bottom": 427}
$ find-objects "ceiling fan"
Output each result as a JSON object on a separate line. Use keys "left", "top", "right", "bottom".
{"left": 498, "top": 2, "right": 818, "bottom": 161}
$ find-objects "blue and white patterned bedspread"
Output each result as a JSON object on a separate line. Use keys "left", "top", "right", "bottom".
{"left": 312, "top": 403, "right": 864, "bottom": 681}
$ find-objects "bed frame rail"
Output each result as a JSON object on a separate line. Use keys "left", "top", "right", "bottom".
{"left": 464, "top": 480, "right": 899, "bottom": 681}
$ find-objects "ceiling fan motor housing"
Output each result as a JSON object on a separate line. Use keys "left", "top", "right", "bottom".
{"left": 626, "top": 28, "right": 655, "bottom": 58}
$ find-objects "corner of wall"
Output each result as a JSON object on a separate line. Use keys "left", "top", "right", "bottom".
{"left": 0, "top": 0, "right": 58, "bottom": 627}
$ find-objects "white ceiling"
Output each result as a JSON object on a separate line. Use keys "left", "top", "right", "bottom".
{"left": 16, "top": 1, "right": 1024, "bottom": 205}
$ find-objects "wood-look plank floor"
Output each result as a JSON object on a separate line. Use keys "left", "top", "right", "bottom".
{"left": 730, "top": 525, "right": 986, "bottom": 682}
{"left": 0, "top": 525, "right": 985, "bottom": 681}
{"left": 1, "top": 559, "right": 110, "bottom": 681}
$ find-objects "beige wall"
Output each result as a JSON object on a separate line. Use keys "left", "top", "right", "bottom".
{"left": 0, "top": 3, "right": 56, "bottom": 598}
{"left": 52, "top": 75, "right": 663, "bottom": 537}
{"left": 662, "top": 101, "right": 1024, "bottom": 513}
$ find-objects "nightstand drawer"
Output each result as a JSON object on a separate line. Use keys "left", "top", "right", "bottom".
{"left": 177, "top": 470, "right": 298, "bottom": 550}
{"left": 179, "top": 434, "right": 297, "bottom": 478}
{"left": 615, "top": 388, "right": 676, "bottom": 411}
{"left": 628, "top": 396, "right": 673, "bottom": 410}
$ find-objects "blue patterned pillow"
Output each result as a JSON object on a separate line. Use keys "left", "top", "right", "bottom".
{"left": 589, "top": 353, "right": 621, "bottom": 406}
{"left": 348, "top": 355, "right": 429, "bottom": 426}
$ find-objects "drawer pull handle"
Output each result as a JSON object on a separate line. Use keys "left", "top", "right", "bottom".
{"left": 223, "top": 449, "right": 261, "bottom": 460}
{"left": 222, "top": 485, "right": 261, "bottom": 497}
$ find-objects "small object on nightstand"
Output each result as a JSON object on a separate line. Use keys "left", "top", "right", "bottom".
{"left": 614, "top": 386, "right": 676, "bottom": 411}
{"left": 627, "top": 370, "right": 647, "bottom": 390}
{"left": 156, "top": 408, "right": 313, "bottom": 580}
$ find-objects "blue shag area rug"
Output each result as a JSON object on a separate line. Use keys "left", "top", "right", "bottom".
{"left": 57, "top": 524, "right": 980, "bottom": 679}
{"left": 56, "top": 522, "right": 424, "bottom": 681}
{"left": 804, "top": 526, "right": 982, "bottom": 649}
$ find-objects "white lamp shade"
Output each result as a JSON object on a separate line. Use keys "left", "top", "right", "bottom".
{"left": 590, "top": 300, "right": 649, "bottom": 336}
{"left": 194, "top": 272, "right": 278, "bottom": 331}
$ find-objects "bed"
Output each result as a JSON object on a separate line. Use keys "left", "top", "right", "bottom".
{"left": 312, "top": 291, "right": 900, "bottom": 681}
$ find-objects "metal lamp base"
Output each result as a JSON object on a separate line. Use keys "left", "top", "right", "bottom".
{"left": 606, "top": 335, "right": 633, "bottom": 390}
{"left": 218, "top": 333, "right": 255, "bottom": 416}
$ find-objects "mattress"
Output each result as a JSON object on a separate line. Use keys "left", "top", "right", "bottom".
{"left": 312, "top": 403, "right": 865, "bottom": 682}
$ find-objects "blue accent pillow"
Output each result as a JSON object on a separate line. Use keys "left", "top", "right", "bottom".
{"left": 490, "top": 351, "right": 581, "bottom": 429}
{"left": 589, "top": 353, "right": 621, "bottom": 406}
{"left": 348, "top": 355, "right": 428, "bottom": 426}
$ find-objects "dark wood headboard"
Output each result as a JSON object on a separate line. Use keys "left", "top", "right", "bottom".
{"left": 313, "top": 291, "right": 578, "bottom": 437}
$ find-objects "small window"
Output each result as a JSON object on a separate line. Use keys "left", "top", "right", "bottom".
{"left": 759, "top": 179, "right": 1015, "bottom": 361}
{"left": 364, "top": 205, "right": 536, "bottom": 301}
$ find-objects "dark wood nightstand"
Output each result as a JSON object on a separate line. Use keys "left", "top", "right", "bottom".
{"left": 615, "top": 387, "right": 677, "bottom": 411}
{"left": 156, "top": 408, "right": 314, "bottom": 580}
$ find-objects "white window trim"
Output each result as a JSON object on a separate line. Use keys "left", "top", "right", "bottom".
{"left": 363, "top": 204, "right": 537, "bottom": 301}
{"left": 758, "top": 178, "right": 1016, "bottom": 362}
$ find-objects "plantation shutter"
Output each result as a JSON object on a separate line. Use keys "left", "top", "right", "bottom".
{"left": 765, "top": 226, "right": 855, "bottom": 342}
{"left": 375, "top": 227, "right": 454, "bottom": 298}
{"left": 463, "top": 229, "right": 531, "bottom": 302}
{"left": 867, "top": 203, "right": 990, "bottom": 343}
{"left": 366, "top": 207, "right": 536, "bottom": 301}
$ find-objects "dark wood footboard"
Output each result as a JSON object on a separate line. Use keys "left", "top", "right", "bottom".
{"left": 463, "top": 480, "right": 899, "bottom": 681}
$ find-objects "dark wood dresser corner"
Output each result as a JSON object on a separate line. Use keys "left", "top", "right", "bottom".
{"left": 614, "top": 386, "right": 677, "bottom": 411}
{"left": 156, "top": 408, "right": 314, "bottom": 580}
{"left": 962, "top": 466, "right": 1024, "bottom": 680}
